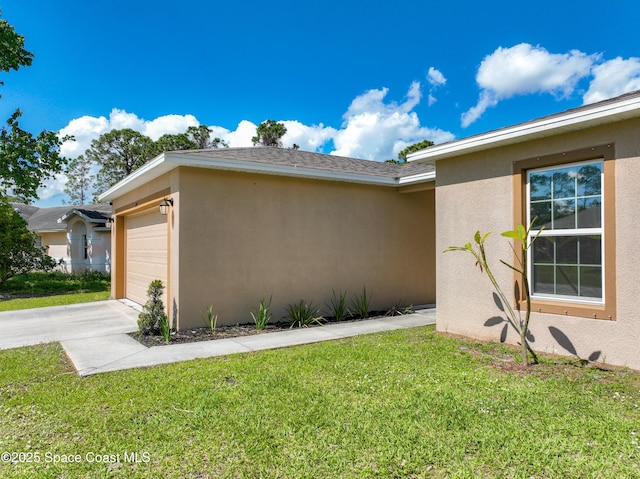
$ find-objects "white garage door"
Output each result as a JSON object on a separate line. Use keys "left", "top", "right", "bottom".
{"left": 125, "top": 208, "right": 168, "bottom": 306}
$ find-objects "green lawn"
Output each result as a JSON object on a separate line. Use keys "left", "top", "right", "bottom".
{"left": 0, "top": 326, "right": 638, "bottom": 478}
{"left": 0, "top": 271, "right": 111, "bottom": 311}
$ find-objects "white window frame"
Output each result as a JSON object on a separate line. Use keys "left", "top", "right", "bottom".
{"left": 526, "top": 158, "right": 604, "bottom": 305}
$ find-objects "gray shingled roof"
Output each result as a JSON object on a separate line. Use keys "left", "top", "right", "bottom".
{"left": 169, "top": 147, "right": 435, "bottom": 179}
{"left": 10, "top": 203, "right": 112, "bottom": 233}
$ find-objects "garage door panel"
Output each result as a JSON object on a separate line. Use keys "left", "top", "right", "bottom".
{"left": 125, "top": 209, "right": 168, "bottom": 306}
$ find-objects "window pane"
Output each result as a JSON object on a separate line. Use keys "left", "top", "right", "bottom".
{"left": 530, "top": 201, "right": 552, "bottom": 229}
{"left": 579, "top": 236, "right": 601, "bottom": 265}
{"left": 577, "top": 164, "right": 602, "bottom": 196}
{"left": 556, "top": 236, "right": 577, "bottom": 264}
{"left": 556, "top": 265, "right": 579, "bottom": 295}
{"left": 553, "top": 168, "right": 576, "bottom": 199}
{"left": 580, "top": 266, "right": 602, "bottom": 298}
{"left": 533, "top": 265, "right": 554, "bottom": 294}
{"left": 577, "top": 198, "right": 601, "bottom": 228}
{"left": 533, "top": 237, "right": 554, "bottom": 263}
{"left": 553, "top": 199, "right": 576, "bottom": 229}
{"left": 530, "top": 171, "right": 552, "bottom": 201}
{"left": 526, "top": 160, "right": 604, "bottom": 302}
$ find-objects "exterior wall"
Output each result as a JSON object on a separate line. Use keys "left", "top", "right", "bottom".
{"left": 40, "top": 232, "right": 68, "bottom": 267}
{"left": 174, "top": 168, "right": 435, "bottom": 329}
{"left": 435, "top": 117, "right": 640, "bottom": 370}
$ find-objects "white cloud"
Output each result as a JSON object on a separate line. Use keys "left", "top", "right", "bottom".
{"left": 42, "top": 84, "right": 454, "bottom": 205}
{"left": 462, "top": 43, "right": 597, "bottom": 127}
{"left": 331, "top": 82, "right": 454, "bottom": 160}
{"left": 281, "top": 120, "right": 336, "bottom": 151}
{"left": 427, "top": 67, "right": 446, "bottom": 87}
{"left": 222, "top": 120, "right": 256, "bottom": 147}
{"left": 583, "top": 57, "right": 640, "bottom": 104}
{"left": 426, "top": 67, "right": 447, "bottom": 106}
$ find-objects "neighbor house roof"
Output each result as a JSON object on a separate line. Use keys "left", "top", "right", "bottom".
{"left": 407, "top": 89, "right": 640, "bottom": 163}
{"left": 11, "top": 203, "right": 112, "bottom": 233}
{"left": 59, "top": 204, "right": 112, "bottom": 224}
{"left": 99, "top": 148, "right": 436, "bottom": 202}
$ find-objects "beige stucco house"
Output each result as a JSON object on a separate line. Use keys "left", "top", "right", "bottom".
{"left": 99, "top": 148, "right": 436, "bottom": 330}
{"left": 12, "top": 203, "right": 112, "bottom": 273}
{"left": 99, "top": 90, "right": 640, "bottom": 370}
{"left": 409, "top": 90, "right": 640, "bottom": 370}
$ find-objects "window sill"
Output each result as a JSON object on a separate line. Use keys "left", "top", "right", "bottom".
{"left": 526, "top": 298, "right": 615, "bottom": 321}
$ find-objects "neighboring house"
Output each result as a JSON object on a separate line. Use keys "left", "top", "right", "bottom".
{"left": 99, "top": 148, "right": 436, "bottom": 330}
{"left": 408, "top": 89, "right": 640, "bottom": 371}
{"left": 12, "top": 203, "right": 112, "bottom": 273}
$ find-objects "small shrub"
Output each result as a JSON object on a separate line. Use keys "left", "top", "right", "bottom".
{"left": 251, "top": 296, "right": 272, "bottom": 331}
{"left": 385, "top": 301, "right": 413, "bottom": 317}
{"left": 349, "top": 286, "right": 371, "bottom": 319}
{"left": 137, "top": 280, "right": 168, "bottom": 336}
{"left": 325, "top": 289, "right": 348, "bottom": 322}
{"left": 286, "top": 300, "right": 323, "bottom": 328}
{"left": 201, "top": 305, "right": 218, "bottom": 334}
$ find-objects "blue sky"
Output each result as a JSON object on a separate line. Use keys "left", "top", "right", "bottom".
{"left": 2, "top": 0, "right": 640, "bottom": 205}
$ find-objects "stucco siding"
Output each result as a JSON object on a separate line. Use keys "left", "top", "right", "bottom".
{"left": 436, "top": 118, "right": 640, "bottom": 370}
{"left": 175, "top": 168, "right": 435, "bottom": 328}
{"left": 40, "top": 232, "right": 68, "bottom": 266}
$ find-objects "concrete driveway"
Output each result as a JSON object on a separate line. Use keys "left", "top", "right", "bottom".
{"left": 0, "top": 300, "right": 139, "bottom": 350}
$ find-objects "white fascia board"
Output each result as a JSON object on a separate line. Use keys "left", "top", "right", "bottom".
{"left": 407, "top": 94, "right": 640, "bottom": 163}
{"left": 397, "top": 171, "right": 436, "bottom": 185}
{"left": 99, "top": 152, "right": 418, "bottom": 202}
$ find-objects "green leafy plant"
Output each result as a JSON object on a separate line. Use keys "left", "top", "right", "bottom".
{"left": 349, "top": 286, "right": 371, "bottom": 319}
{"left": 444, "top": 220, "right": 543, "bottom": 366}
{"left": 250, "top": 296, "right": 272, "bottom": 331}
{"left": 385, "top": 301, "right": 413, "bottom": 317}
{"left": 137, "top": 279, "right": 168, "bottom": 336}
{"left": 286, "top": 300, "right": 323, "bottom": 328}
{"left": 160, "top": 314, "right": 171, "bottom": 343}
{"left": 326, "top": 289, "right": 348, "bottom": 321}
{"left": 201, "top": 305, "right": 218, "bottom": 334}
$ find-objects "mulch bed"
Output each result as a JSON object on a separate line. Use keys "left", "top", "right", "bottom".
{"left": 131, "top": 311, "right": 399, "bottom": 347}
{"left": 131, "top": 323, "right": 291, "bottom": 348}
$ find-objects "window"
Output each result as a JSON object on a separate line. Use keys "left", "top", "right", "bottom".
{"left": 527, "top": 160, "right": 603, "bottom": 302}
{"left": 83, "top": 234, "right": 88, "bottom": 260}
{"left": 513, "top": 145, "right": 615, "bottom": 320}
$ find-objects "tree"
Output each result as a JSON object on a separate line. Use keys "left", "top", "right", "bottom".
{"left": 85, "top": 128, "right": 155, "bottom": 198}
{"left": 444, "top": 221, "right": 543, "bottom": 366}
{"left": 153, "top": 133, "right": 198, "bottom": 154}
{"left": 1, "top": 110, "right": 69, "bottom": 202}
{"left": 0, "top": 15, "right": 68, "bottom": 203}
{"left": 0, "top": 14, "right": 63, "bottom": 282}
{"left": 397, "top": 140, "right": 434, "bottom": 163}
{"left": 64, "top": 154, "right": 93, "bottom": 205}
{"left": 0, "top": 14, "right": 33, "bottom": 87}
{"left": 0, "top": 198, "right": 57, "bottom": 285}
{"left": 252, "top": 120, "right": 287, "bottom": 147}
{"left": 186, "top": 125, "right": 227, "bottom": 149}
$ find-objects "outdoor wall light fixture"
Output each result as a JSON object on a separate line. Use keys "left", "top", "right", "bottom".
{"left": 106, "top": 216, "right": 114, "bottom": 228}
{"left": 159, "top": 198, "right": 173, "bottom": 216}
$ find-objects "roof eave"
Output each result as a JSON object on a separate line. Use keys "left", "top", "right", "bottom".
{"left": 99, "top": 152, "right": 435, "bottom": 202}
{"left": 407, "top": 93, "right": 640, "bottom": 163}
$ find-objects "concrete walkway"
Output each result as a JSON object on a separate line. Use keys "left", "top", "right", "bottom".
{"left": 0, "top": 300, "right": 139, "bottom": 349}
{"left": 0, "top": 300, "right": 435, "bottom": 377}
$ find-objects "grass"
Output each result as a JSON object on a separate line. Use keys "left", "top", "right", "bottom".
{"left": 0, "top": 291, "right": 111, "bottom": 311}
{"left": 0, "top": 326, "right": 638, "bottom": 478}
{"left": 0, "top": 271, "right": 111, "bottom": 311}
